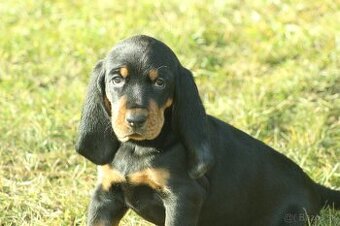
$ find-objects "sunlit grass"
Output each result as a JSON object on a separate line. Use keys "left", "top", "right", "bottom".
{"left": 0, "top": 0, "right": 339, "bottom": 225}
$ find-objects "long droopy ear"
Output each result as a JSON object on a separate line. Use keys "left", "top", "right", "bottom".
{"left": 172, "top": 67, "right": 214, "bottom": 179}
{"left": 75, "top": 60, "right": 119, "bottom": 165}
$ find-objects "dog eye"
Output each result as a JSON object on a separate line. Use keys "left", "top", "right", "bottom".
{"left": 154, "top": 78, "right": 166, "bottom": 88}
{"left": 111, "top": 76, "right": 124, "bottom": 86}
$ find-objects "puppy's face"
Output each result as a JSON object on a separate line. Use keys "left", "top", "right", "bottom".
{"left": 103, "top": 36, "right": 178, "bottom": 142}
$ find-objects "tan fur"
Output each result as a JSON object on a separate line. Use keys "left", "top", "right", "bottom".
{"left": 111, "top": 96, "right": 130, "bottom": 141}
{"left": 140, "top": 99, "right": 167, "bottom": 140}
{"left": 97, "top": 165, "right": 125, "bottom": 191}
{"left": 128, "top": 168, "right": 170, "bottom": 191}
{"left": 97, "top": 166, "right": 170, "bottom": 192}
{"left": 103, "top": 95, "right": 112, "bottom": 116}
{"left": 164, "top": 98, "right": 173, "bottom": 108}
{"left": 148, "top": 69, "right": 158, "bottom": 81}
{"left": 111, "top": 96, "right": 173, "bottom": 142}
{"left": 119, "top": 66, "right": 129, "bottom": 78}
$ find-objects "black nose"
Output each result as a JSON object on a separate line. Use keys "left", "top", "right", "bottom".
{"left": 126, "top": 113, "right": 147, "bottom": 128}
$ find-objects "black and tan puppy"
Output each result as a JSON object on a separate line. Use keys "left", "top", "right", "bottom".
{"left": 76, "top": 35, "right": 339, "bottom": 226}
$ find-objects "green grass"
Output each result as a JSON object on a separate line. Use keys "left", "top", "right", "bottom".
{"left": 0, "top": 0, "right": 339, "bottom": 225}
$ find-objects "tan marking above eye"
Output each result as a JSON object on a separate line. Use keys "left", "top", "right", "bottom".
{"left": 148, "top": 69, "right": 159, "bottom": 81}
{"left": 119, "top": 67, "right": 129, "bottom": 78}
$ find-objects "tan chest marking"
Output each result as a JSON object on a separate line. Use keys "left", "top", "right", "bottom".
{"left": 98, "top": 165, "right": 170, "bottom": 192}
{"left": 127, "top": 168, "right": 170, "bottom": 191}
{"left": 97, "top": 165, "right": 125, "bottom": 191}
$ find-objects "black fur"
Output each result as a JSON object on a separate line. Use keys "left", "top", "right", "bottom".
{"left": 76, "top": 35, "right": 340, "bottom": 226}
{"left": 172, "top": 67, "right": 214, "bottom": 178}
{"left": 75, "top": 60, "right": 119, "bottom": 164}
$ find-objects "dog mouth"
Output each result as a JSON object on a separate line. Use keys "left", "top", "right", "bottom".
{"left": 113, "top": 123, "right": 149, "bottom": 142}
{"left": 118, "top": 126, "right": 161, "bottom": 141}
{"left": 124, "top": 130, "right": 145, "bottom": 141}
{"left": 128, "top": 133, "right": 144, "bottom": 140}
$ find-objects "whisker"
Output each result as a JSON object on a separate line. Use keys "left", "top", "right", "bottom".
{"left": 156, "top": 65, "right": 168, "bottom": 71}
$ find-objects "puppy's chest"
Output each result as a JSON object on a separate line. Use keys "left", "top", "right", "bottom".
{"left": 98, "top": 144, "right": 170, "bottom": 193}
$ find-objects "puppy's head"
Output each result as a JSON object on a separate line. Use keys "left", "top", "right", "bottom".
{"left": 103, "top": 36, "right": 177, "bottom": 142}
{"left": 76, "top": 35, "right": 213, "bottom": 178}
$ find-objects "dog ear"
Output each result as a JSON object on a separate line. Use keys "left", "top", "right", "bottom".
{"left": 172, "top": 67, "right": 214, "bottom": 179}
{"left": 75, "top": 60, "right": 119, "bottom": 165}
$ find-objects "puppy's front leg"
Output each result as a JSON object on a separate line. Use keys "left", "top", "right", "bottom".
{"left": 87, "top": 185, "right": 127, "bottom": 226}
{"left": 163, "top": 181, "right": 205, "bottom": 226}
{"left": 88, "top": 165, "right": 128, "bottom": 226}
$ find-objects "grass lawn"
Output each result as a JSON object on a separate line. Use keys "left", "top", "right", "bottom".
{"left": 0, "top": 0, "right": 339, "bottom": 225}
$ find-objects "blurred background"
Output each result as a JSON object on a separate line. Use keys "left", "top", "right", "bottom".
{"left": 0, "top": 0, "right": 339, "bottom": 225}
